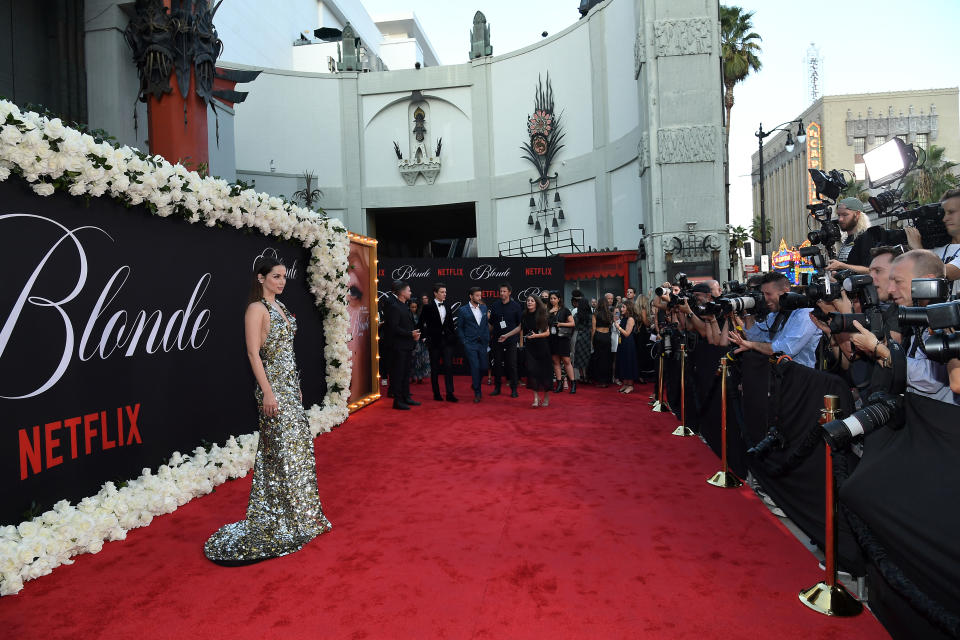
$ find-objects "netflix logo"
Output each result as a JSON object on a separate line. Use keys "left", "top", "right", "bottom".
{"left": 437, "top": 268, "right": 463, "bottom": 276}
{"left": 378, "top": 268, "right": 385, "bottom": 277}
{"left": 18, "top": 403, "right": 143, "bottom": 479}
{"left": 525, "top": 267, "right": 552, "bottom": 276}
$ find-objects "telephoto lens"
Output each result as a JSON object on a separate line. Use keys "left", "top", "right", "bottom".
{"left": 843, "top": 274, "right": 873, "bottom": 292}
{"left": 897, "top": 305, "right": 930, "bottom": 328}
{"left": 828, "top": 313, "right": 869, "bottom": 334}
{"left": 821, "top": 394, "right": 903, "bottom": 450}
{"left": 654, "top": 286, "right": 669, "bottom": 297}
{"left": 923, "top": 331, "right": 960, "bottom": 363}
{"left": 779, "top": 291, "right": 815, "bottom": 311}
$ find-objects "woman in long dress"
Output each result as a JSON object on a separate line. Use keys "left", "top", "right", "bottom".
{"left": 589, "top": 301, "right": 614, "bottom": 388}
{"left": 521, "top": 295, "right": 553, "bottom": 407}
{"left": 408, "top": 300, "right": 431, "bottom": 384}
{"left": 572, "top": 293, "right": 594, "bottom": 384}
{"left": 204, "top": 257, "right": 331, "bottom": 565}
{"left": 615, "top": 300, "right": 639, "bottom": 394}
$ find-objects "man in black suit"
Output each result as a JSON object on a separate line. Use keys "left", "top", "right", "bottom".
{"left": 384, "top": 280, "right": 421, "bottom": 410}
{"left": 417, "top": 282, "right": 459, "bottom": 402}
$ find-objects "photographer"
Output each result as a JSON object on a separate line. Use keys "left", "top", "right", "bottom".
{"left": 905, "top": 188, "right": 960, "bottom": 296}
{"left": 852, "top": 250, "right": 956, "bottom": 404}
{"left": 728, "top": 272, "right": 822, "bottom": 368}
{"left": 825, "top": 198, "right": 884, "bottom": 275}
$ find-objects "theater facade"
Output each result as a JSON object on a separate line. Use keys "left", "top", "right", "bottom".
{"left": 2, "top": 0, "right": 729, "bottom": 291}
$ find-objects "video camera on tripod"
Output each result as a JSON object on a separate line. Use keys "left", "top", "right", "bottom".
{"left": 863, "top": 137, "right": 950, "bottom": 248}
{"left": 805, "top": 168, "right": 848, "bottom": 259}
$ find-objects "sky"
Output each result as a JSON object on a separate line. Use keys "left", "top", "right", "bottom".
{"left": 361, "top": 0, "right": 960, "bottom": 228}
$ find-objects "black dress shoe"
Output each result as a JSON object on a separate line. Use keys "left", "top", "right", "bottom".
{"left": 490, "top": 388, "right": 501, "bottom": 396}
{"left": 404, "top": 398, "right": 421, "bottom": 406}
{"left": 434, "top": 394, "right": 444, "bottom": 401}
{"left": 473, "top": 394, "right": 481, "bottom": 403}
{"left": 393, "top": 402, "right": 410, "bottom": 410}
{"left": 446, "top": 395, "right": 459, "bottom": 403}
{"left": 510, "top": 389, "right": 519, "bottom": 398}
{"left": 387, "top": 390, "right": 394, "bottom": 398}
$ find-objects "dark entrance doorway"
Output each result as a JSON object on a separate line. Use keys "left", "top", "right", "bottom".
{"left": 371, "top": 202, "right": 477, "bottom": 258}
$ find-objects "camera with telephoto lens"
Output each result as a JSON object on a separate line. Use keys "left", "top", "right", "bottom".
{"left": 821, "top": 341, "right": 907, "bottom": 450}
{"left": 822, "top": 393, "right": 904, "bottom": 450}
{"left": 870, "top": 189, "right": 951, "bottom": 249}
{"left": 718, "top": 290, "right": 764, "bottom": 315}
{"left": 724, "top": 280, "right": 747, "bottom": 295}
{"left": 897, "top": 278, "right": 952, "bottom": 327}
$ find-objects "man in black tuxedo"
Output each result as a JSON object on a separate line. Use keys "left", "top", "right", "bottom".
{"left": 384, "top": 280, "right": 421, "bottom": 410}
{"left": 417, "top": 282, "right": 459, "bottom": 402}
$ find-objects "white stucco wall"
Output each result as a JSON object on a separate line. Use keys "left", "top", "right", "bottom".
{"left": 489, "top": 24, "right": 594, "bottom": 176}
{"left": 603, "top": 0, "right": 640, "bottom": 141}
{"left": 214, "top": 0, "right": 320, "bottom": 70}
{"left": 232, "top": 70, "right": 343, "bottom": 184}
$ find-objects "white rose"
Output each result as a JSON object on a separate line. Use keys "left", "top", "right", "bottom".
{"left": 31, "top": 182, "right": 55, "bottom": 197}
{"left": 0, "top": 572, "right": 24, "bottom": 596}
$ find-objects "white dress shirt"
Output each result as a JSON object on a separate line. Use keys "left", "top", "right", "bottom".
{"left": 469, "top": 302, "right": 482, "bottom": 324}
{"left": 435, "top": 298, "right": 446, "bottom": 323}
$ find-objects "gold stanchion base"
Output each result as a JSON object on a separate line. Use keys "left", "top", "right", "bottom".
{"left": 672, "top": 425, "right": 695, "bottom": 436}
{"left": 798, "top": 582, "right": 863, "bottom": 617}
{"left": 707, "top": 470, "right": 743, "bottom": 488}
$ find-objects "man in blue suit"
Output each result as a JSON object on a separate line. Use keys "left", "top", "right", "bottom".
{"left": 455, "top": 286, "right": 490, "bottom": 403}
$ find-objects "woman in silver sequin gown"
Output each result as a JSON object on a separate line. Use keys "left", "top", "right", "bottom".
{"left": 204, "top": 257, "right": 331, "bottom": 565}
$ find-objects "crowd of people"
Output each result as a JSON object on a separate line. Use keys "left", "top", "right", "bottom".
{"left": 379, "top": 281, "right": 663, "bottom": 410}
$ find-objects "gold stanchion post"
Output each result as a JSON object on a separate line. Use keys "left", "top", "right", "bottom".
{"left": 799, "top": 394, "right": 863, "bottom": 616}
{"left": 707, "top": 355, "right": 742, "bottom": 487}
{"left": 651, "top": 352, "right": 669, "bottom": 412}
{"left": 672, "top": 343, "right": 695, "bottom": 436}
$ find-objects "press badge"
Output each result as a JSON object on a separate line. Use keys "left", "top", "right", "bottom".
{"left": 500, "top": 320, "right": 507, "bottom": 329}
{"left": 551, "top": 326, "right": 557, "bottom": 335}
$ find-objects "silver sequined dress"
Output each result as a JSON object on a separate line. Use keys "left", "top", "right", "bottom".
{"left": 204, "top": 299, "right": 331, "bottom": 563}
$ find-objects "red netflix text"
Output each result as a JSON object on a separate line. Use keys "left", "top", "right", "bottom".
{"left": 18, "top": 403, "right": 143, "bottom": 480}
{"left": 525, "top": 267, "right": 552, "bottom": 275}
{"left": 437, "top": 268, "right": 463, "bottom": 276}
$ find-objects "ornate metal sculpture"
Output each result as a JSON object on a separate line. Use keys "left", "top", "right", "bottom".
{"left": 413, "top": 107, "right": 426, "bottom": 142}
{"left": 469, "top": 11, "right": 492, "bottom": 59}
{"left": 521, "top": 73, "right": 565, "bottom": 192}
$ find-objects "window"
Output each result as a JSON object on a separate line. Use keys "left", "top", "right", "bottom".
{"left": 897, "top": 134, "right": 908, "bottom": 143}
{"left": 854, "top": 137, "right": 865, "bottom": 155}
{"left": 915, "top": 133, "right": 929, "bottom": 151}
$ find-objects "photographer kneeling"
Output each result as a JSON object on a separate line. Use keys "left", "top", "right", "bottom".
{"left": 728, "top": 272, "right": 822, "bottom": 367}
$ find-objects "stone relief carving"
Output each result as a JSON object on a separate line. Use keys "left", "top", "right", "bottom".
{"left": 633, "top": 28, "right": 645, "bottom": 79}
{"left": 637, "top": 133, "right": 650, "bottom": 176}
{"left": 657, "top": 126, "right": 719, "bottom": 164}
{"left": 845, "top": 103, "right": 939, "bottom": 146}
{"left": 654, "top": 18, "right": 713, "bottom": 57}
{"left": 396, "top": 100, "right": 442, "bottom": 185}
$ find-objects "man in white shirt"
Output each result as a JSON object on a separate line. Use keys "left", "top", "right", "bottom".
{"left": 906, "top": 188, "right": 960, "bottom": 296}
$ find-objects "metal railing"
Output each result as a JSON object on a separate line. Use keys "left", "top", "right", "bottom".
{"left": 498, "top": 228, "right": 585, "bottom": 257}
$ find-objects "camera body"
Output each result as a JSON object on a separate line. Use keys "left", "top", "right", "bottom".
{"left": 872, "top": 193, "right": 950, "bottom": 249}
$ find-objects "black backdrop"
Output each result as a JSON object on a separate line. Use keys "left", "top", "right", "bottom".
{"left": 377, "top": 257, "right": 564, "bottom": 375}
{"left": 0, "top": 178, "right": 327, "bottom": 524}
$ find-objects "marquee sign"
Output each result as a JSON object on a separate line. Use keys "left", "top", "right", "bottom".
{"left": 806, "top": 122, "right": 822, "bottom": 205}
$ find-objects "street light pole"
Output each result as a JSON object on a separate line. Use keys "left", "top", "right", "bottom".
{"left": 754, "top": 119, "right": 806, "bottom": 267}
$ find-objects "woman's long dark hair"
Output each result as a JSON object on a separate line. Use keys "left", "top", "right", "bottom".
{"left": 594, "top": 299, "right": 613, "bottom": 325}
{"left": 574, "top": 296, "right": 592, "bottom": 320}
{"left": 523, "top": 295, "right": 548, "bottom": 332}
{"left": 249, "top": 256, "right": 282, "bottom": 304}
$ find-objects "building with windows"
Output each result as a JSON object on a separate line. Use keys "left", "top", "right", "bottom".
{"left": 751, "top": 87, "right": 959, "bottom": 258}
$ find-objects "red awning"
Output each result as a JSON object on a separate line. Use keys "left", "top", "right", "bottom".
{"left": 561, "top": 250, "right": 638, "bottom": 281}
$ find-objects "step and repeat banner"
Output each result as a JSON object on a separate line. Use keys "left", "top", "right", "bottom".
{"left": 376, "top": 257, "right": 565, "bottom": 375}
{"left": 0, "top": 180, "right": 327, "bottom": 524}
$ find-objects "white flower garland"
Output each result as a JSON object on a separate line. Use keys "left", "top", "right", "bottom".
{"left": 0, "top": 99, "right": 352, "bottom": 596}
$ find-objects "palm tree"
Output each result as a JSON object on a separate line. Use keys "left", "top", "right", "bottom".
{"left": 721, "top": 6, "right": 762, "bottom": 223}
{"left": 750, "top": 215, "right": 772, "bottom": 246}
{"left": 903, "top": 144, "right": 959, "bottom": 204}
{"left": 728, "top": 224, "right": 749, "bottom": 266}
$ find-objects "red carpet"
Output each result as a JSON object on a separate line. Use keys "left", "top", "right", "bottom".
{"left": 0, "top": 378, "right": 887, "bottom": 639}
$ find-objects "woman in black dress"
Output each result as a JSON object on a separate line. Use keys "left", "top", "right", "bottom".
{"left": 635, "top": 295, "right": 656, "bottom": 383}
{"left": 571, "top": 292, "right": 594, "bottom": 384}
{"left": 615, "top": 301, "right": 639, "bottom": 394}
{"left": 521, "top": 295, "right": 553, "bottom": 407}
{"left": 589, "top": 299, "right": 614, "bottom": 387}
{"left": 548, "top": 291, "right": 577, "bottom": 393}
